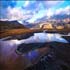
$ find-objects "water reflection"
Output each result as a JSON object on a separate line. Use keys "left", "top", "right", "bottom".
{"left": 0, "top": 33, "right": 69, "bottom": 54}
{"left": 25, "top": 50, "right": 39, "bottom": 60}
{"left": 0, "top": 33, "right": 69, "bottom": 43}
{"left": 19, "top": 33, "right": 68, "bottom": 43}
{"left": 0, "top": 33, "right": 69, "bottom": 58}
{"left": 0, "top": 33, "right": 70, "bottom": 69}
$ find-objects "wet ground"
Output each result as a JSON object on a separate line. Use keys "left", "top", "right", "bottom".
{"left": 0, "top": 40, "right": 49, "bottom": 70}
{"left": 0, "top": 34, "right": 70, "bottom": 70}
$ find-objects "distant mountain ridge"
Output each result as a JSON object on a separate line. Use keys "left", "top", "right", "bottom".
{"left": 35, "top": 16, "right": 48, "bottom": 23}
{"left": 35, "top": 14, "right": 70, "bottom": 22}
{"left": 0, "top": 20, "right": 27, "bottom": 31}
{"left": 18, "top": 20, "right": 38, "bottom": 28}
{"left": 50, "top": 14, "right": 70, "bottom": 20}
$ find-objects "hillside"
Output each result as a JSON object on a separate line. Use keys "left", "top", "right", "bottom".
{"left": 0, "top": 21, "right": 27, "bottom": 31}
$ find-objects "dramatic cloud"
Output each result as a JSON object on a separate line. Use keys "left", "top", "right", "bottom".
{"left": 24, "top": 1, "right": 30, "bottom": 7}
{"left": 46, "top": 8, "right": 54, "bottom": 18}
{"left": 55, "top": 6, "right": 70, "bottom": 15}
{"left": 0, "top": 1, "right": 70, "bottom": 23}
{"left": 42, "top": 1, "right": 64, "bottom": 9}
{"left": 1, "top": 6, "right": 33, "bottom": 21}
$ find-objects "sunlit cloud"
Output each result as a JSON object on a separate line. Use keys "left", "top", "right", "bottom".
{"left": 55, "top": 6, "right": 70, "bottom": 15}
{"left": 43, "top": 1, "right": 64, "bottom": 8}
{"left": 46, "top": 8, "right": 54, "bottom": 18}
{"left": 6, "top": 6, "right": 33, "bottom": 21}
{"left": 27, "top": 9, "right": 47, "bottom": 23}
{"left": 24, "top": 1, "right": 30, "bottom": 7}
{"left": 0, "top": 0, "right": 70, "bottom": 23}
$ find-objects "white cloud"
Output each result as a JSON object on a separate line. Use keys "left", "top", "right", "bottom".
{"left": 0, "top": 19, "right": 8, "bottom": 21}
{"left": 47, "top": 1, "right": 64, "bottom": 5}
{"left": 46, "top": 8, "right": 54, "bottom": 18}
{"left": 28, "top": 5, "right": 70, "bottom": 23}
{"left": 27, "top": 9, "right": 46, "bottom": 23}
{"left": 24, "top": 1, "right": 30, "bottom": 7}
{"left": 64, "top": 6, "right": 70, "bottom": 15}
{"left": 27, "top": 1, "right": 65, "bottom": 22}
{"left": 55, "top": 6, "right": 70, "bottom": 15}
{"left": 6, "top": 6, "right": 33, "bottom": 21}
{"left": 43, "top": 1, "right": 64, "bottom": 8}
{"left": 0, "top": 1, "right": 69, "bottom": 23}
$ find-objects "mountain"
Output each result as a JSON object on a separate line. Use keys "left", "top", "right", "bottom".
{"left": 35, "top": 14, "right": 70, "bottom": 22}
{"left": 0, "top": 20, "right": 27, "bottom": 31}
{"left": 35, "top": 16, "right": 48, "bottom": 23}
{"left": 18, "top": 20, "right": 38, "bottom": 28}
{"left": 50, "top": 14, "right": 70, "bottom": 20}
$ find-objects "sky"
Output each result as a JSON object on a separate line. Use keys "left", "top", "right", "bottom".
{"left": 0, "top": 0, "right": 70, "bottom": 23}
